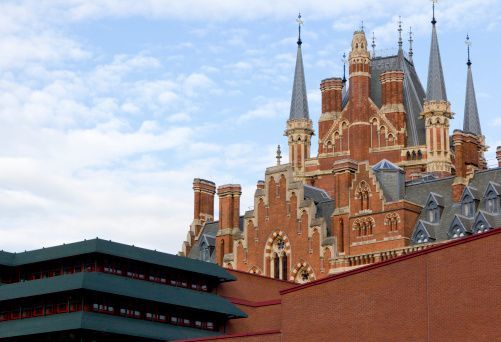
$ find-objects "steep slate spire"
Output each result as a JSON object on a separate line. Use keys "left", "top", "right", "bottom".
{"left": 463, "top": 34, "right": 482, "bottom": 135}
{"left": 289, "top": 13, "right": 309, "bottom": 120}
{"left": 426, "top": 0, "right": 447, "bottom": 101}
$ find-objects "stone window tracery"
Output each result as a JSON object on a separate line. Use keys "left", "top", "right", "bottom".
{"left": 270, "top": 237, "right": 289, "bottom": 281}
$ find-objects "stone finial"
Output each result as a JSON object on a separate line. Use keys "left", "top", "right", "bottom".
{"left": 276, "top": 145, "right": 282, "bottom": 165}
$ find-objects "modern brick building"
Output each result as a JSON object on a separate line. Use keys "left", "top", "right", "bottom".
{"left": 181, "top": 5, "right": 501, "bottom": 282}
{"left": 178, "top": 227, "right": 501, "bottom": 341}
{"left": 0, "top": 239, "right": 246, "bottom": 341}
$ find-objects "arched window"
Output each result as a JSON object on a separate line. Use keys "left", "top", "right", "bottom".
{"left": 269, "top": 236, "right": 289, "bottom": 280}
{"left": 417, "top": 150, "right": 423, "bottom": 160}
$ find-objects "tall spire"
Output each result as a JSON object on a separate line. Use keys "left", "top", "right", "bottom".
{"left": 289, "top": 12, "right": 309, "bottom": 120}
{"left": 426, "top": 0, "right": 447, "bottom": 101}
{"left": 408, "top": 26, "right": 414, "bottom": 63}
{"left": 463, "top": 34, "right": 482, "bottom": 136}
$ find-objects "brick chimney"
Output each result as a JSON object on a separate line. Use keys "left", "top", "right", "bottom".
{"left": 497, "top": 146, "right": 501, "bottom": 167}
{"left": 215, "top": 184, "right": 241, "bottom": 266}
{"left": 182, "top": 178, "right": 216, "bottom": 256}
{"left": 193, "top": 178, "right": 216, "bottom": 224}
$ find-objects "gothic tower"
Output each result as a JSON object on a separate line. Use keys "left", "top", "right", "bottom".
{"left": 285, "top": 14, "right": 314, "bottom": 178}
{"left": 347, "top": 29, "right": 372, "bottom": 161}
{"left": 421, "top": 3, "right": 453, "bottom": 176}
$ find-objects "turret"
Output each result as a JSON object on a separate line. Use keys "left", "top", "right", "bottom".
{"left": 285, "top": 13, "right": 314, "bottom": 177}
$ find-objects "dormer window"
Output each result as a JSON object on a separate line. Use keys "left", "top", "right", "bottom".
{"left": 426, "top": 201, "right": 440, "bottom": 223}
{"left": 461, "top": 195, "right": 475, "bottom": 217}
{"left": 485, "top": 191, "right": 500, "bottom": 214}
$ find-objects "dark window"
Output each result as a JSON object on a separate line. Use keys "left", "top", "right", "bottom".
{"left": 282, "top": 254, "right": 288, "bottom": 281}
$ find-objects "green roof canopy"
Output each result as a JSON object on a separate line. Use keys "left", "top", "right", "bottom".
{"left": 0, "top": 239, "right": 235, "bottom": 282}
{"left": 0, "top": 311, "right": 221, "bottom": 340}
{"left": 0, "top": 272, "right": 246, "bottom": 318}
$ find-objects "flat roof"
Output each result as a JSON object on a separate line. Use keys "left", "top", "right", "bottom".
{"left": 0, "top": 272, "right": 246, "bottom": 318}
{"left": 0, "top": 238, "right": 235, "bottom": 282}
{"left": 0, "top": 311, "right": 220, "bottom": 340}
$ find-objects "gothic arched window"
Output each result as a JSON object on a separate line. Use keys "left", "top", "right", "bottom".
{"left": 270, "top": 237, "right": 289, "bottom": 281}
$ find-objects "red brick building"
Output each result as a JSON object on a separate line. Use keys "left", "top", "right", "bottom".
{"left": 181, "top": 7, "right": 501, "bottom": 283}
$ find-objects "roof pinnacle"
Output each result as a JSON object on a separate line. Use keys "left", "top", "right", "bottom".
{"left": 398, "top": 16, "right": 403, "bottom": 50}
{"left": 276, "top": 145, "right": 282, "bottom": 165}
{"left": 432, "top": 0, "right": 438, "bottom": 25}
{"left": 466, "top": 33, "right": 472, "bottom": 66}
{"left": 296, "top": 12, "right": 303, "bottom": 46}
{"left": 371, "top": 32, "right": 376, "bottom": 57}
{"left": 409, "top": 27, "right": 414, "bottom": 62}
{"left": 342, "top": 52, "right": 347, "bottom": 84}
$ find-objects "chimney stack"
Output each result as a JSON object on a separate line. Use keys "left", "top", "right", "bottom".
{"left": 193, "top": 178, "right": 216, "bottom": 224}
{"left": 215, "top": 184, "right": 241, "bottom": 266}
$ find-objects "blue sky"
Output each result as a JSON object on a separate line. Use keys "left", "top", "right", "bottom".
{"left": 0, "top": 0, "right": 500, "bottom": 253}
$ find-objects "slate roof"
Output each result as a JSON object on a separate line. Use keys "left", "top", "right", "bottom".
{"left": 0, "top": 272, "right": 246, "bottom": 318}
{"left": 370, "top": 54, "right": 427, "bottom": 146}
{"left": 0, "top": 311, "right": 220, "bottom": 340}
{"left": 187, "top": 222, "right": 219, "bottom": 261}
{"left": 304, "top": 185, "right": 334, "bottom": 236}
{"left": 289, "top": 42, "right": 309, "bottom": 120}
{"left": 0, "top": 239, "right": 235, "bottom": 282}
{"left": 408, "top": 168, "right": 501, "bottom": 244}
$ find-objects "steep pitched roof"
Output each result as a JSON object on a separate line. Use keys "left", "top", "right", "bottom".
{"left": 370, "top": 55, "right": 426, "bottom": 146}
{"left": 426, "top": 22, "right": 447, "bottom": 101}
{"left": 289, "top": 42, "right": 309, "bottom": 120}
{"left": 463, "top": 63, "right": 482, "bottom": 135}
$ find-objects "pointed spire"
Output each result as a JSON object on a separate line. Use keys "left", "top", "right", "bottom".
{"left": 398, "top": 16, "right": 403, "bottom": 51}
{"left": 426, "top": 0, "right": 447, "bottom": 101}
{"left": 408, "top": 26, "right": 414, "bottom": 63}
{"left": 463, "top": 34, "right": 482, "bottom": 136}
{"left": 371, "top": 32, "right": 376, "bottom": 57}
{"left": 289, "top": 13, "right": 309, "bottom": 120}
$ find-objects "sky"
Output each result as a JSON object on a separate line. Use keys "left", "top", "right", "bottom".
{"left": 1, "top": 0, "right": 500, "bottom": 254}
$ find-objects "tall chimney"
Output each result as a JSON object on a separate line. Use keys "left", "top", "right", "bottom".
{"left": 215, "top": 184, "right": 241, "bottom": 266}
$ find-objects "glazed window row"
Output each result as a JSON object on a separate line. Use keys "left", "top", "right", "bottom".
{"left": 0, "top": 254, "right": 212, "bottom": 292}
{"left": 0, "top": 292, "right": 218, "bottom": 331}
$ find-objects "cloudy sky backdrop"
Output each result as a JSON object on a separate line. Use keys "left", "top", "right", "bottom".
{"left": 1, "top": 0, "right": 500, "bottom": 253}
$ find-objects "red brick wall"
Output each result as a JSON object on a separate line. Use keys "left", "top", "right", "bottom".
{"left": 280, "top": 230, "right": 501, "bottom": 341}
